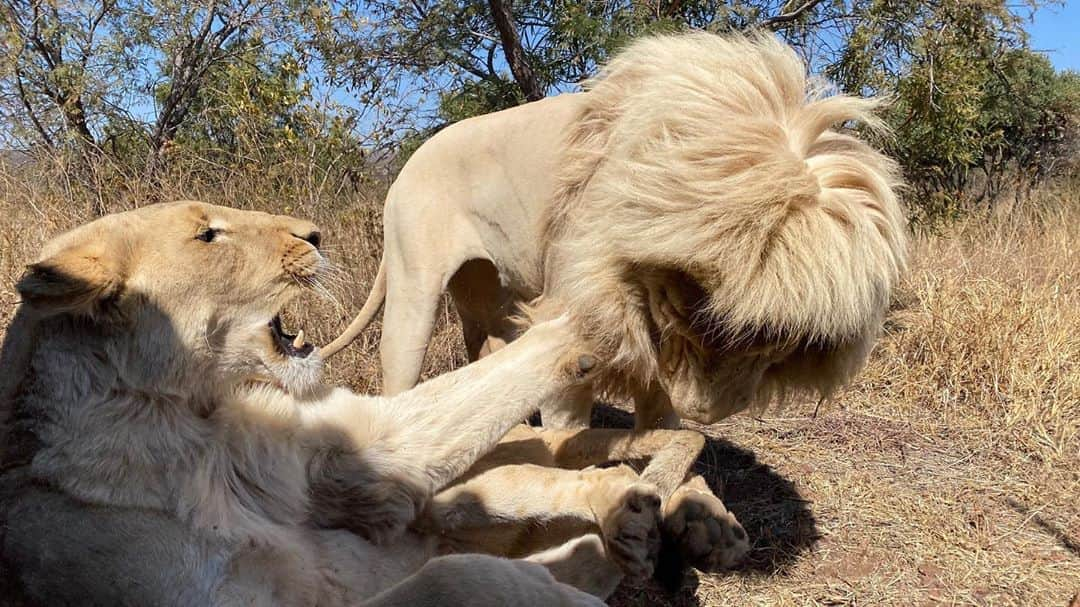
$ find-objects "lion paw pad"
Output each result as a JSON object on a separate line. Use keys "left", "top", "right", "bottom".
{"left": 663, "top": 488, "right": 749, "bottom": 572}
{"left": 601, "top": 484, "right": 662, "bottom": 579}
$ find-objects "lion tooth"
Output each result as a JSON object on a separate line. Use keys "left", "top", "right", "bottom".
{"left": 292, "top": 330, "right": 305, "bottom": 349}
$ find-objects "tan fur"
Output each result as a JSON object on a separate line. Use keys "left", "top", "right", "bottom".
{"left": 435, "top": 423, "right": 750, "bottom": 591}
{"left": 323, "top": 32, "right": 908, "bottom": 428}
{"left": 0, "top": 201, "right": 745, "bottom": 606}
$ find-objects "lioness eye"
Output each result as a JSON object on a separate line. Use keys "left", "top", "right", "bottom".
{"left": 195, "top": 227, "right": 219, "bottom": 243}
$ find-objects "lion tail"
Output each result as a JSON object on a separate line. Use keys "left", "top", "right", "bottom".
{"left": 320, "top": 256, "right": 386, "bottom": 360}
{"left": 553, "top": 32, "right": 908, "bottom": 347}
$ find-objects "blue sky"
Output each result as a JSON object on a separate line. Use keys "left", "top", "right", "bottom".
{"left": 1028, "top": 2, "right": 1080, "bottom": 71}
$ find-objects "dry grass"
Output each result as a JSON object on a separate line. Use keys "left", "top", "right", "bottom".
{"left": 607, "top": 187, "right": 1080, "bottom": 607}
{"left": 0, "top": 159, "right": 1077, "bottom": 606}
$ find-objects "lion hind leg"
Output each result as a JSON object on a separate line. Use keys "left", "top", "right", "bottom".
{"left": 661, "top": 474, "right": 750, "bottom": 574}
{"left": 447, "top": 257, "right": 521, "bottom": 362}
{"left": 524, "top": 534, "right": 623, "bottom": 599}
{"left": 534, "top": 427, "right": 750, "bottom": 573}
{"left": 420, "top": 463, "right": 661, "bottom": 581}
{"left": 537, "top": 428, "right": 750, "bottom": 573}
{"left": 538, "top": 427, "right": 705, "bottom": 499}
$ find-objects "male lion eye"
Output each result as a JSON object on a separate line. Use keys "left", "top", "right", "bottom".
{"left": 195, "top": 227, "right": 219, "bottom": 243}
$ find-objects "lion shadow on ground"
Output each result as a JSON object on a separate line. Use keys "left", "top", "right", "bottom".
{"left": 588, "top": 405, "right": 820, "bottom": 606}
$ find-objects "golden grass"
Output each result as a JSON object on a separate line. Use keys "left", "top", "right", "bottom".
{"left": 1, "top": 159, "right": 1077, "bottom": 606}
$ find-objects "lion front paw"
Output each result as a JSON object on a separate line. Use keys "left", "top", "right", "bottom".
{"left": 598, "top": 481, "right": 663, "bottom": 579}
{"left": 662, "top": 482, "right": 749, "bottom": 572}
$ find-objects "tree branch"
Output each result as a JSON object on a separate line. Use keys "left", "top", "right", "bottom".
{"left": 80, "top": 0, "right": 116, "bottom": 68}
{"left": 13, "top": 66, "right": 55, "bottom": 148}
{"left": 486, "top": 0, "right": 543, "bottom": 101}
{"left": 13, "top": 0, "right": 96, "bottom": 146}
{"left": 762, "top": 0, "right": 827, "bottom": 30}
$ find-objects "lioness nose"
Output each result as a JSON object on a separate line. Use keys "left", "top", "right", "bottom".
{"left": 292, "top": 229, "right": 321, "bottom": 250}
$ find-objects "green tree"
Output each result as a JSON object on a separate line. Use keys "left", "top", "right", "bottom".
{"left": 0, "top": 0, "right": 349, "bottom": 172}
{"left": 875, "top": 28, "right": 1078, "bottom": 205}
{"left": 978, "top": 52, "right": 1080, "bottom": 200}
{"left": 0, "top": 0, "right": 128, "bottom": 150}
{"left": 320, "top": 1, "right": 1059, "bottom": 151}
{"left": 316, "top": 0, "right": 836, "bottom": 140}
{"left": 4, "top": 0, "right": 1075, "bottom": 209}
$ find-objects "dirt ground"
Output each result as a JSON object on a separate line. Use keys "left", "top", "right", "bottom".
{"left": 600, "top": 403, "right": 1078, "bottom": 607}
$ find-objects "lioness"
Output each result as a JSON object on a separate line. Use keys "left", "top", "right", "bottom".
{"left": 0, "top": 201, "right": 747, "bottom": 606}
{"left": 321, "top": 33, "right": 908, "bottom": 430}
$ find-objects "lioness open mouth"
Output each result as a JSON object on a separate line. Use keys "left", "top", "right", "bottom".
{"left": 270, "top": 315, "right": 314, "bottom": 358}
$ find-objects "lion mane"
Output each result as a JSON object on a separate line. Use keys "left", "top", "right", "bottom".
{"left": 538, "top": 33, "right": 908, "bottom": 421}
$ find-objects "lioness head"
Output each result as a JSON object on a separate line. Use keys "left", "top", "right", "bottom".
{"left": 15, "top": 201, "right": 327, "bottom": 398}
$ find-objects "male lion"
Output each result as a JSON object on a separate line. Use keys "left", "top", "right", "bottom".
{"left": 321, "top": 32, "right": 908, "bottom": 429}
{"left": 0, "top": 201, "right": 747, "bottom": 606}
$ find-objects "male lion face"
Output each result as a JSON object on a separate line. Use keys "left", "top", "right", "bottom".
{"left": 638, "top": 271, "right": 804, "bottom": 422}
{"left": 573, "top": 267, "right": 868, "bottom": 424}
{"left": 646, "top": 270, "right": 871, "bottom": 423}
{"left": 17, "top": 201, "right": 328, "bottom": 396}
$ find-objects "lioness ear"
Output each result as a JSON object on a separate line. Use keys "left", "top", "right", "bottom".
{"left": 17, "top": 242, "right": 127, "bottom": 318}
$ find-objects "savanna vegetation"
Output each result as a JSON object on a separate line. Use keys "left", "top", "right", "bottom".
{"left": 1, "top": 0, "right": 1077, "bottom": 605}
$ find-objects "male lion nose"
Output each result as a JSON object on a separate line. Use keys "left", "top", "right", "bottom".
{"left": 293, "top": 229, "right": 321, "bottom": 250}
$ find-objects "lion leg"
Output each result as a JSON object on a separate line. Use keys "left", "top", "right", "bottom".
{"left": 361, "top": 554, "right": 604, "bottom": 607}
{"left": 447, "top": 258, "right": 522, "bottom": 363}
{"left": 305, "top": 318, "right": 603, "bottom": 544}
{"left": 420, "top": 463, "right": 662, "bottom": 581}
{"left": 540, "top": 382, "right": 595, "bottom": 430}
{"left": 458, "top": 314, "right": 488, "bottom": 362}
{"left": 365, "top": 317, "right": 600, "bottom": 492}
{"left": 661, "top": 474, "right": 750, "bottom": 572}
{"left": 535, "top": 428, "right": 751, "bottom": 573}
{"left": 467, "top": 426, "right": 707, "bottom": 499}
{"left": 523, "top": 535, "right": 624, "bottom": 599}
{"left": 632, "top": 381, "right": 681, "bottom": 430}
{"left": 380, "top": 257, "right": 449, "bottom": 396}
